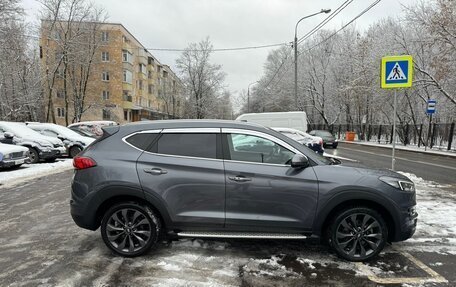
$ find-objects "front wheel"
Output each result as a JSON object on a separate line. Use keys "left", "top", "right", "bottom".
{"left": 101, "top": 202, "right": 161, "bottom": 257}
{"left": 28, "top": 147, "right": 39, "bottom": 164}
{"left": 328, "top": 207, "right": 388, "bottom": 261}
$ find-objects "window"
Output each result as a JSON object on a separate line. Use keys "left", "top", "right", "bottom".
{"left": 148, "top": 70, "right": 153, "bottom": 79}
{"left": 139, "top": 63, "right": 147, "bottom": 74}
{"left": 56, "top": 90, "right": 64, "bottom": 98}
{"left": 102, "top": 71, "right": 110, "bottom": 81}
{"left": 56, "top": 107, "right": 65, "bottom": 118}
{"left": 123, "top": 90, "right": 132, "bottom": 102}
{"left": 102, "top": 90, "right": 110, "bottom": 100}
{"left": 138, "top": 80, "right": 143, "bottom": 90}
{"left": 157, "top": 78, "right": 161, "bottom": 85}
{"left": 43, "top": 129, "right": 58, "bottom": 137}
{"left": 102, "top": 109, "right": 111, "bottom": 120}
{"left": 101, "top": 51, "right": 109, "bottom": 62}
{"left": 148, "top": 57, "right": 154, "bottom": 65}
{"left": 125, "top": 133, "right": 160, "bottom": 150}
{"left": 101, "top": 31, "right": 109, "bottom": 42}
{"left": 148, "top": 84, "right": 154, "bottom": 94}
{"left": 123, "top": 69, "right": 132, "bottom": 83}
{"left": 226, "top": 133, "right": 294, "bottom": 165}
{"left": 122, "top": 50, "right": 133, "bottom": 63}
{"left": 156, "top": 133, "right": 217, "bottom": 159}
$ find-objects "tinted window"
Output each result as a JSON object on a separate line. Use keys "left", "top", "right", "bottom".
{"left": 227, "top": 133, "right": 294, "bottom": 165}
{"left": 126, "top": 133, "right": 160, "bottom": 150}
{"left": 157, "top": 133, "right": 217, "bottom": 159}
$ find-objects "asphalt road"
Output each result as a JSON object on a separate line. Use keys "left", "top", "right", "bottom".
{"left": 0, "top": 166, "right": 455, "bottom": 286}
{"left": 326, "top": 143, "right": 456, "bottom": 185}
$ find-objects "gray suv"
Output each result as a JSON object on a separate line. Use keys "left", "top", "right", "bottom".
{"left": 70, "top": 120, "right": 417, "bottom": 261}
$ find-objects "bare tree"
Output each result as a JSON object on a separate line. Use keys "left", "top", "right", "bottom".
{"left": 176, "top": 38, "right": 226, "bottom": 119}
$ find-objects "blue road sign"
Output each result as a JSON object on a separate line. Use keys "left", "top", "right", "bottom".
{"left": 427, "top": 99, "right": 436, "bottom": 114}
{"left": 381, "top": 55, "right": 413, "bottom": 88}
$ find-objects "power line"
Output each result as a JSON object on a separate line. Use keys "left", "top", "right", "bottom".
{"left": 254, "top": 0, "right": 382, "bottom": 100}
{"left": 297, "top": 0, "right": 353, "bottom": 45}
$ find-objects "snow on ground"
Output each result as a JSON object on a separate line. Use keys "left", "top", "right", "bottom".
{"left": 0, "top": 159, "right": 73, "bottom": 188}
{"left": 343, "top": 140, "right": 456, "bottom": 157}
{"left": 396, "top": 171, "right": 456, "bottom": 255}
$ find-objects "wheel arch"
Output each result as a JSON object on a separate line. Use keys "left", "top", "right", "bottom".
{"left": 315, "top": 194, "right": 399, "bottom": 242}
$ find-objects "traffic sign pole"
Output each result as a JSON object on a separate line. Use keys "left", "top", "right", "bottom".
{"left": 392, "top": 89, "right": 397, "bottom": 170}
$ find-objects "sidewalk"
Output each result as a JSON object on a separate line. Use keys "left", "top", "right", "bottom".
{"left": 341, "top": 140, "right": 456, "bottom": 158}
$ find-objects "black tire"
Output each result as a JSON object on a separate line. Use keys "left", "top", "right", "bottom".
{"left": 328, "top": 207, "right": 388, "bottom": 262}
{"left": 69, "top": 146, "right": 82, "bottom": 158}
{"left": 332, "top": 143, "right": 338, "bottom": 149}
{"left": 28, "top": 147, "right": 39, "bottom": 164}
{"left": 101, "top": 202, "right": 161, "bottom": 257}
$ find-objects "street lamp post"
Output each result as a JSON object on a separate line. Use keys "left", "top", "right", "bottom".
{"left": 247, "top": 81, "right": 258, "bottom": 113}
{"left": 294, "top": 9, "right": 331, "bottom": 108}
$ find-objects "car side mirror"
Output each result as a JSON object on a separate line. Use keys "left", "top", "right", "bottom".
{"left": 4, "top": 132, "right": 14, "bottom": 139}
{"left": 291, "top": 154, "right": 309, "bottom": 168}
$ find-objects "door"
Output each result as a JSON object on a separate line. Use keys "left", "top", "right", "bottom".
{"left": 136, "top": 128, "right": 226, "bottom": 229}
{"left": 222, "top": 128, "right": 319, "bottom": 232}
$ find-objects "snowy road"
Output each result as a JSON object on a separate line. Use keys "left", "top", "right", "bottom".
{"left": 0, "top": 168, "right": 455, "bottom": 286}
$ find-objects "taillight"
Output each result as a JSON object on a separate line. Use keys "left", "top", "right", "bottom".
{"left": 73, "top": 156, "right": 97, "bottom": 170}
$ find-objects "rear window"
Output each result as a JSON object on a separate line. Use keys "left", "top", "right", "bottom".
{"left": 125, "top": 133, "right": 160, "bottom": 150}
{"left": 157, "top": 133, "right": 217, "bottom": 159}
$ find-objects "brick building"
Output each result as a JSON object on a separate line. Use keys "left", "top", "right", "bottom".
{"left": 40, "top": 22, "right": 183, "bottom": 125}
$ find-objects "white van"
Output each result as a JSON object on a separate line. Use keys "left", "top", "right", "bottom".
{"left": 236, "top": 111, "right": 308, "bottom": 133}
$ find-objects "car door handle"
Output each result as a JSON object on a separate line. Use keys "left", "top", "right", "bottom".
{"left": 143, "top": 168, "right": 168, "bottom": 175}
{"left": 228, "top": 176, "right": 252, "bottom": 182}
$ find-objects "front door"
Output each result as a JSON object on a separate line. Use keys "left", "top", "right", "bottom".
{"left": 222, "top": 128, "right": 319, "bottom": 232}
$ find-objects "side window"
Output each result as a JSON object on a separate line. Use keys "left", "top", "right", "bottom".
{"left": 226, "top": 133, "right": 295, "bottom": 165}
{"left": 156, "top": 133, "right": 217, "bottom": 159}
{"left": 125, "top": 133, "right": 160, "bottom": 151}
{"left": 43, "top": 130, "right": 58, "bottom": 137}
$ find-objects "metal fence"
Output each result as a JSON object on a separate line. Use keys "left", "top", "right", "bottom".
{"left": 308, "top": 122, "right": 456, "bottom": 151}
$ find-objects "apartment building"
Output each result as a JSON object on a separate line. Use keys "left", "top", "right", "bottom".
{"left": 40, "top": 21, "right": 183, "bottom": 125}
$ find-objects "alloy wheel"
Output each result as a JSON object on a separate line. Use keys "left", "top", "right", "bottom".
{"left": 335, "top": 213, "right": 383, "bottom": 259}
{"left": 105, "top": 208, "right": 152, "bottom": 253}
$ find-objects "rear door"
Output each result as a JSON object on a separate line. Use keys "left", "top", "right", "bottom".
{"left": 222, "top": 128, "right": 319, "bottom": 232}
{"left": 135, "top": 128, "right": 226, "bottom": 229}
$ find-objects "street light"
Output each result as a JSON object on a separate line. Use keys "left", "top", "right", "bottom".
{"left": 294, "top": 9, "right": 331, "bottom": 108}
{"left": 247, "top": 81, "right": 258, "bottom": 113}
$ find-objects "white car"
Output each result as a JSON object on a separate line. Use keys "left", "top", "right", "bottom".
{"left": 272, "top": 127, "right": 324, "bottom": 154}
{"left": 68, "top": 121, "right": 118, "bottom": 138}
{"left": 27, "top": 123, "right": 95, "bottom": 158}
{"left": 0, "top": 122, "right": 66, "bottom": 163}
{"left": 0, "top": 143, "right": 30, "bottom": 169}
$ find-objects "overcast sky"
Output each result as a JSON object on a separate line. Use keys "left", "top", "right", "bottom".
{"left": 22, "top": 0, "right": 414, "bottom": 105}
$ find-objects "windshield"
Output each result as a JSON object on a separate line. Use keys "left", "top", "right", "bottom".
{"left": 47, "top": 125, "right": 85, "bottom": 138}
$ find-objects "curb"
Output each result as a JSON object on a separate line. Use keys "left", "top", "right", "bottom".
{"left": 341, "top": 141, "right": 456, "bottom": 158}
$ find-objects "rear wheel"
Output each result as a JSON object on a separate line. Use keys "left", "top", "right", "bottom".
{"left": 28, "top": 147, "right": 39, "bottom": 164}
{"left": 328, "top": 207, "right": 387, "bottom": 261}
{"left": 101, "top": 202, "right": 161, "bottom": 257}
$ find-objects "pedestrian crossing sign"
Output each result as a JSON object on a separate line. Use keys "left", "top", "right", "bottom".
{"left": 381, "top": 55, "right": 413, "bottom": 89}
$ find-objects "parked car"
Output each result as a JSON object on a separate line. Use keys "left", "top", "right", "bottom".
{"left": 71, "top": 120, "right": 417, "bottom": 261}
{"left": 272, "top": 127, "right": 324, "bottom": 154}
{"left": 68, "top": 121, "right": 118, "bottom": 138}
{"left": 0, "top": 121, "right": 65, "bottom": 163}
{"left": 70, "top": 128, "right": 97, "bottom": 138}
{"left": 236, "top": 111, "right": 308, "bottom": 133}
{"left": 0, "top": 143, "right": 30, "bottom": 169}
{"left": 26, "top": 123, "right": 95, "bottom": 158}
{"left": 309, "top": 130, "right": 338, "bottom": 148}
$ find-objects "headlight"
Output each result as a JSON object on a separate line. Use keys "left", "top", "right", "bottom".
{"left": 379, "top": 176, "right": 415, "bottom": 192}
{"left": 3, "top": 153, "right": 11, "bottom": 160}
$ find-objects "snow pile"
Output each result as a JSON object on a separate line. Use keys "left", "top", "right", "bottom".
{"left": 0, "top": 159, "right": 73, "bottom": 188}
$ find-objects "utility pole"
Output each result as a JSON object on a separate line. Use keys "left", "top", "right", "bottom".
{"left": 294, "top": 9, "right": 331, "bottom": 108}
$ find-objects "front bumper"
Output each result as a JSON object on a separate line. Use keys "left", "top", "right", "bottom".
{"left": 394, "top": 205, "right": 418, "bottom": 241}
{"left": 0, "top": 156, "right": 30, "bottom": 168}
{"left": 38, "top": 148, "right": 59, "bottom": 160}
{"left": 56, "top": 146, "right": 68, "bottom": 156}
